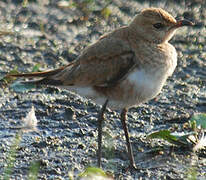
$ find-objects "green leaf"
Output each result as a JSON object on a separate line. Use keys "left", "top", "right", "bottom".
{"left": 147, "top": 130, "right": 198, "bottom": 147}
{"left": 32, "top": 63, "right": 42, "bottom": 72}
{"left": 4, "top": 132, "right": 22, "bottom": 180}
{"left": 190, "top": 120, "right": 197, "bottom": 131}
{"left": 101, "top": 7, "right": 111, "bottom": 19}
{"left": 148, "top": 130, "right": 177, "bottom": 141}
{"left": 28, "top": 161, "right": 40, "bottom": 180}
{"left": 190, "top": 113, "right": 206, "bottom": 130}
{"left": 22, "top": 0, "right": 28, "bottom": 7}
{"left": 186, "top": 166, "right": 198, "bottom": 180}
{"left": 1, "top": 67, "right": 19, "bottom": 85}
{"left": 147, "top": 130, "right": 187, "bottom": 146}
{"left": 78, "top": 167, "right": 107, "bottom": 178}
{"left": 171, "top": 132, "right": 197, "bottom": 145}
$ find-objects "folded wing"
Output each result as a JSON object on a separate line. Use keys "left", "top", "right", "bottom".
{"left": 8, "top": 37, "right": 136, "bottom": 87}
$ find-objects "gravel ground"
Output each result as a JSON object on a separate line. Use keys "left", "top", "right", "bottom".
{"left": 0, "top": 0, "right": 205, "bottom": 179}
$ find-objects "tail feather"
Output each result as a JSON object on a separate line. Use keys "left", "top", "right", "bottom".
{"left": 7, "top": 62, "right": 74, "bottom": 78}
{"left": 6, "top": 63, "right": 75, "bottom": 86}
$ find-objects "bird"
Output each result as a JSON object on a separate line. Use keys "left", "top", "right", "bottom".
{"left": 7, "top": 7, "right": 193, "bottom": 169}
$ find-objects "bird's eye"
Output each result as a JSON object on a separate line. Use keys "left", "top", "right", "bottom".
{"left": 153, "top": 23, "right": 164, "bottom": 29}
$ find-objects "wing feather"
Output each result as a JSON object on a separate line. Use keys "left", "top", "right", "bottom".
{"left": 8, "top": 37, "right": 137, "bottom": 87}
{"left": 55, "top": 37, "right": 136, "bottom": 86}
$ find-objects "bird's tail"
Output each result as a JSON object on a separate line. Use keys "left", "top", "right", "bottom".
{"left": 6, "top": 63, "right": 74, "bottom": 86}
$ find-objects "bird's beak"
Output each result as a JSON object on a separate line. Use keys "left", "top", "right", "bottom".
{"left": 175, "top": 19, "right": 194, "bottom": 28}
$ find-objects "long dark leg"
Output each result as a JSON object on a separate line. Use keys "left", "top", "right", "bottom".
{"left": 97, "top": 99, "right": 109, "bottom": 168}
{"left": 120, "top": 108, "right": 136, "bottom": 169}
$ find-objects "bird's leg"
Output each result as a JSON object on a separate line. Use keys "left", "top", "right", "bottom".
{"left": 97, "top": 99, "right": 109, "bottom": 168}
{"left": 120, "top": 108, "right": 137, "bottom": 170}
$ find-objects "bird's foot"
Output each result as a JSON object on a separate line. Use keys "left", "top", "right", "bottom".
{"left": 123, "top": 163, "right": 140, "bottom": 173}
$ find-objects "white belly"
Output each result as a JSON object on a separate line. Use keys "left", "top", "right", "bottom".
{"left": 63, "top": 68, "right": 169, "bottom": 109}
{"left": 126, "top": 68, "right": 168, "bottom": 105}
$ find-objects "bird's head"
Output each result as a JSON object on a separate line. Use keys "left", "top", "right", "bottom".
{"left": 130, "top": 8, "right": 193, "bottom": 44}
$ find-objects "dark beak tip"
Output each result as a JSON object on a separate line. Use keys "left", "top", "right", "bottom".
{"left": 178, "top": 19, "right": 194, "bottom": 27}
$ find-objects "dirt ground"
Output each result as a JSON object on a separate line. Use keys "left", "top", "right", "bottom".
{"left": 0, "top": 0, "right": 205, "bottom": 179}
